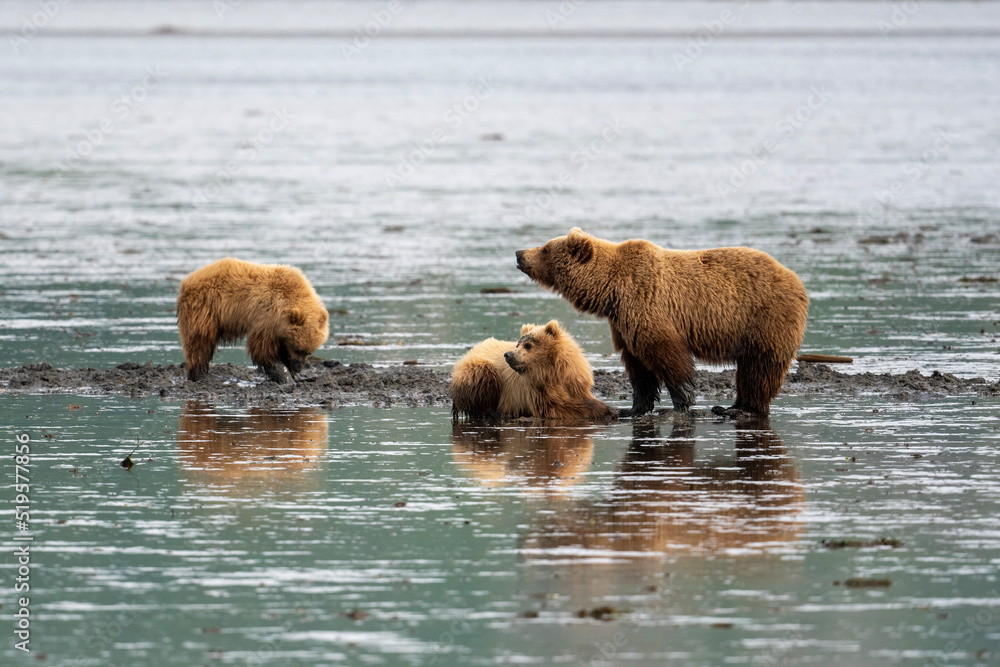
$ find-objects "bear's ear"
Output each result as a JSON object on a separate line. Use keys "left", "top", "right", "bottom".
{"left": 566, "top": 229, "right": 593, "bottom": 263}
{"left": 543, "top": 320, "right": 561, "bottom": 337}
{"left": 288, "top": 308, "right": 307, "bottom": 327}
{"left": 319, "top": 309, "right": 328, "bottom": 324}
{"left": 520, "top": 323, "right": 536, "bottom": 336}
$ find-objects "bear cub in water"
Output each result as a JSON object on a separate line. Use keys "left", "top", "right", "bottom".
{"left": 450, "top": 320, "right": 614, "bottom": 421}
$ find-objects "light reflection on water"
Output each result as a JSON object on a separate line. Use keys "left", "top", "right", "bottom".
{"left": 3, "top": 394, "right": 999, "bottom": 664}
{"left": 1, "top": 30, "right": 998, "bottom": 378}
{"left": 450, "top": 422, "right": 598, "bottom": 498}
{"left": 176, "top": 402, "right": 329, "bottom": 496}
{"left": 1, "top": 3, "right": 999, "bottom": 664}
{"left": 518, "top": 418, "right": 804, "bottom": 562}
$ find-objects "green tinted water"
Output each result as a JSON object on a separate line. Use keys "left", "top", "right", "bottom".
{"left": 2, "top": 5, "right": 1000, "bottom": 665}
{"left": 3, "top": 394, "right": 999, "bottom": 665}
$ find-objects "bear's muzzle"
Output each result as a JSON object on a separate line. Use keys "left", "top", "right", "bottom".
{"left": 504, "top": 350, "right": 526, "bottom": 374}
{"left": 515, "top": 249, "right": 529, "bottom": 275}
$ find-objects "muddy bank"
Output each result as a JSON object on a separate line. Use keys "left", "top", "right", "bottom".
{"left": 0, "top": 360, "right": 996, "bottom": 408}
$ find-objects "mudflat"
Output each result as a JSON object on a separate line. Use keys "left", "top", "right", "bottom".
{"left": 2, "top": 360, "right": 995, "bottom": 409}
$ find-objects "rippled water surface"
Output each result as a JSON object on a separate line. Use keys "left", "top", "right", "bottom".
{"left": 2, "top": 1, "right": 1000, "bottom": 664}
{"left": 2, "top": 395, "right": 1000, "bottom": 665}
{"left": 1, "top": 2, "right": 999, "bottom": 376}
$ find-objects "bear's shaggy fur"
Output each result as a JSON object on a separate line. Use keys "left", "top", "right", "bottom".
{"left": 516, "top": 228, "right": 809, "bottom": 417}
{"left": 177, "top": 258, "right": 329, "bottom": 383}
{"left": 450, "top": 320, "right": 615, "bottom": 421}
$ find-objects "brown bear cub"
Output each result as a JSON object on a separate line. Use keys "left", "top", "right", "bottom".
{"left": 177, "top": 258, "right": 329, "bottom": 383}
{"left": 450, "top": 320, "right": 615, "bottom": 421}
{"left": 516, "top": 228, "right": 808, "bottom": 417}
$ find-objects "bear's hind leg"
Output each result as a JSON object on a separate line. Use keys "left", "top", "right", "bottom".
{"left": 451, "top": 362, "right": 503, "bottom": 420}
{"left": 729, "top": 354, "right": 793, "bottom": 416}
{"left": 177, "top": 305, "right": 217, "bottom": 381}
{"left": 183, "top": 338, "right": 215, "bottom": 381}
{"left": 179, "top": 319, "right": 217, "bottom": 381}
{"left": 666, "top": 380, "right": 697, "bottom": 412}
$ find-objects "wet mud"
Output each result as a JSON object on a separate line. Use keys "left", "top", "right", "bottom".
{"left": 0, "top": 359, "right": 996, "bottom": 408}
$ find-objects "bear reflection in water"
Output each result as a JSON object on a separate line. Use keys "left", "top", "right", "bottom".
{"left": 451, "top": 423, "right": 598, "bottom": 498}
{"left": 520, "top": 418, "right": 804, "bottom": 557}
{"left": 177, "top": 401, "right": 329, "bottom": 495}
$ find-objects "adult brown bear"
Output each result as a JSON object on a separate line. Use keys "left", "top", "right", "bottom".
{"left": 516, "top": 228, "right": 808, "bottom": 417}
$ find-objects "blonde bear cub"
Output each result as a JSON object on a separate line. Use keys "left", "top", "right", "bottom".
{"left": 177, "top": 258, "right": 329, "bottom": 383}
{"left": 450, "top": 320, "right": 614, "bottom": 421}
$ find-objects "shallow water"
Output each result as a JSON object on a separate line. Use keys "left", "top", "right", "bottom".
{"left": 2, "top": 393, "right": 1000, "bottom": 665}
{"left": 1, "top": 2, "right": 999, "bottom": 377}
{"left": 2, "top": 1, "right": 1000, "bottom": 664}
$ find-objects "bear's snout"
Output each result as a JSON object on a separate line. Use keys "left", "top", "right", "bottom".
{"left": 504, "top": 350, "right": 526, "bottom": 375}
{"left": 515, "top": 249, "right": 529, "bottom": 274}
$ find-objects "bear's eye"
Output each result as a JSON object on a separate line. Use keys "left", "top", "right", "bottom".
{"left": 522, "top": 342, "right": 532, "bottom": 351}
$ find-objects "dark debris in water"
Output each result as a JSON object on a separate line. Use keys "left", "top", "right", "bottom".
{"left": 821, "top": 537, "right": 901, "bottom": 550}
{"left": 120, "top": 440, "right": 142, "bottom": 470}
{"left": 341, "top": 609, "right": 370, "bottom": 621}
{"left": 836, "top": 578, "right": 892, "bottom": 588}
{"left": 337, "top": 338, "right": 385, "bottom": 346}
{"left": 576, "top": 606, "right": 622, "bottom": 621}
{"left": 858, "top": 232, "right": 923, "bottom": 245}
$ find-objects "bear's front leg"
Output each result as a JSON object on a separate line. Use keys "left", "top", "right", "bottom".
{"left": 618, "top": 349, "right": 660, "bottom": 418}
{"left": 261, "top": 362, "right": 292, "bottom": 384}
{"left": 278, "top": 344, "right": 304, "bottom": 381}
{"left": 248, "top": 330, "right": 292, "bottom": 384}
{"left": 652, "top": 336, "right": 697, "bottom": 413}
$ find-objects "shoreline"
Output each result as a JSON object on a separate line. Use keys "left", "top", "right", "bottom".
{"left": 1, "top": 361, "right": 996, "bottom": 409}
